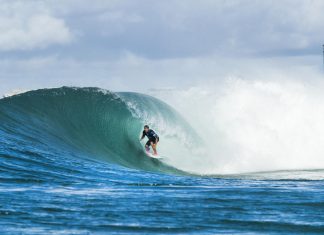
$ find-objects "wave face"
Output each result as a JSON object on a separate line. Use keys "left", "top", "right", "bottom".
{"left": 0, "top": 87, "right": 200, "bottom": 174}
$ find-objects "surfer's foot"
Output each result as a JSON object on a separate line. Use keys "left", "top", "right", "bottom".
{"left": 153, "top": 153, "right": 158, "bottom": 155}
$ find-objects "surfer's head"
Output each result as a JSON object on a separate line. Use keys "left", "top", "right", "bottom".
{"left": 144, "top": 125, "right": 149, "bottom": 132}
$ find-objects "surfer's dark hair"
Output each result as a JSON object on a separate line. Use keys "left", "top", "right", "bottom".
{"left": 144, "top": 125, "right": 149, "bottom": 129}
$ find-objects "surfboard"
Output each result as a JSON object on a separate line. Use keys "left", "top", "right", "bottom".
{"left": 145, "top": 151, "right": 163, "bottom": 159}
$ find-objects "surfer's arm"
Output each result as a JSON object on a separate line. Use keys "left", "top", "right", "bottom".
{"left": 153, "top": 132, "right": 159, "bottom": 141}
{"left": 140, "top": 132, "right": 145, "bottom": 140}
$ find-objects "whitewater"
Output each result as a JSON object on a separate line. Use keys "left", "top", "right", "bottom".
{"left": 151, "top": 78, "right": 324, "bottom": 174}
{"left": 0, "top": 85, "right": 323, "bottom": 234}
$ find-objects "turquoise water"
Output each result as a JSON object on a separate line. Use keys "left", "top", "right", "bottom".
{"left": 0, "top": 87, "right": 323, "bottom": 234}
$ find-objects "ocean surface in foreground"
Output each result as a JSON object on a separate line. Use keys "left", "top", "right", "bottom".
{"left": 0, "top": 87, "right": 323, "bottom": 234}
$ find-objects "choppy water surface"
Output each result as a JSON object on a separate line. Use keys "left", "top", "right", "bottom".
{"left": 0, "top": 87, "right": 323, "bottom": 234}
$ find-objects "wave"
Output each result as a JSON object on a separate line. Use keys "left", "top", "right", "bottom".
{"left": 152, "top": 78, "right": 324, "bottom": 174}
{"left": 1, "top": 85, "right": 324, "bottom": 178}
{"left": 0, "top": 87, "right": 201, "bottom": 175}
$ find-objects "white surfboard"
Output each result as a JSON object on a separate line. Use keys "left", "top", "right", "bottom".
{"left": 145, "top": 151, "right": 163, "bottom": 159}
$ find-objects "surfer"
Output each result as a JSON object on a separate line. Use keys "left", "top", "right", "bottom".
{"left": 140, "top": 125, "right": 159, "bottom": 155}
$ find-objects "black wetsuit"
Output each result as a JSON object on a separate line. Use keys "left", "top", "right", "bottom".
{"left": 142, "top": 129, "right": 159, "bottom": 146}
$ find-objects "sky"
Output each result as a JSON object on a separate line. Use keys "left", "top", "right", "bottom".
{"left": 1, "top": 0, "right": 324, "bottom": 96}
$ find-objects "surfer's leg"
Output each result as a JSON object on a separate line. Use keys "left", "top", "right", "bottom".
{"left": 145, "top": 140, "right": 151, "bottom": 152}
{"left": 152, "top": 141, "right": 158, "bottom": 155}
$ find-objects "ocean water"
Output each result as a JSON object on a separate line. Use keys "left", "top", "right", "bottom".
{"left": 0, "top": 87, "right": 323, "bottom": 234}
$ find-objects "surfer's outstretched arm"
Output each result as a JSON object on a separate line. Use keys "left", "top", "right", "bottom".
{"left": 140, "top": 132, "right": 145, "bottom": 141}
